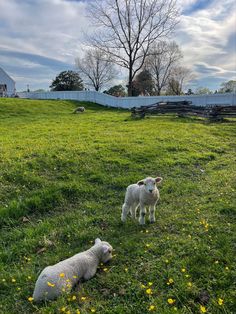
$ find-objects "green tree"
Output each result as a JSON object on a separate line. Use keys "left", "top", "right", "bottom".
{"left": 186, "top": 88, "right": 194, "bottom": 95}
{"left": 103, "top": 85, "right": 127, "bottom": 97}
{"left": 132, "top": 69, "right": 154, "bottom": 96}
{"left": 195, "top": 87, "right": 212, "bottom": 95}
{"left": 219, "top": 80, "right": 236, "bottom": 93}
{"left": 50, "top": 71, "right": 84, "bottom": 91}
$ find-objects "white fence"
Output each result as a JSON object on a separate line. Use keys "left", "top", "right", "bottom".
{"left": 18, "top": 90, "right": 236, "bottom": 109}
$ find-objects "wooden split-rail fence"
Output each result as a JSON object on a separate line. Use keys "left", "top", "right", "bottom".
{"left": 131, "top": 101, "right": 236, "bottom": 121}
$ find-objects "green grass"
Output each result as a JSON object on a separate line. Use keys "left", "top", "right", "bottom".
{"left": 0, "top": 98, "right": 235, "bottom": 314}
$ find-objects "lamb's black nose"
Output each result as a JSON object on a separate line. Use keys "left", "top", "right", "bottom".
{"left": 149, "top": 189, "right": 153, "bottom": 193}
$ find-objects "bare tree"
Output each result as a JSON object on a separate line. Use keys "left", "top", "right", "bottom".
{"left": 166, "top": 66, "right": 193, "bottom": 95}
{"left": 145, "top": 41, "right": 182, "bottom": 95}
{"left": 87, "top": 0, "right": 179, "bottom": 96}
{"left": 76, "top": 49, "right": 117, "bottom": 91}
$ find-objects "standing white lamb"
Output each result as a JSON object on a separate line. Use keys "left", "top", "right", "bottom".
{"left": 121, "top": 176, "right": 163, "bottom": 225}
{"left": 32, "top": 238, "right": 113, "bottom": 302}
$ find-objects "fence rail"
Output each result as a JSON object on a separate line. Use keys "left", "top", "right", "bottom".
{"left": 18, "top": 91, "right": 236, "bottom": 109}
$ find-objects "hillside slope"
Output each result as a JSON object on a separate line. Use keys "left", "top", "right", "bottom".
{"left": 0, "top": 98, "right": 235, "bottom": 313}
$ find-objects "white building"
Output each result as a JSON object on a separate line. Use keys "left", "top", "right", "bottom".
{"left": 0, "top": 67, "right": 16, "bottom": 97}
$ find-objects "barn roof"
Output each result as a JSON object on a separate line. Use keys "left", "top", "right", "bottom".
{"left": 0, "top": 67, "right": 15, "bottom": 83}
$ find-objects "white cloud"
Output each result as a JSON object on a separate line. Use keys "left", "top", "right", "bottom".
{"left": 0, "top": 0, "right": 88, "bottom": 62}
{"left": 175, "top": 0, "right": 236, "bottom": 89}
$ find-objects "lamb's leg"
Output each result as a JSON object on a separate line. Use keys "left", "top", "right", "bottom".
{"left": 83, "top": 267, "right": 97, "bottom": 281}
{"left": 149, "top": 205, "right": 156, "bottom": 223}
{"left": 139, "top": 204, "right": 146, "bottom": 225}
{"left": 121, "top": 203, "right": 130, "bottom": 222}
{"left": 130, "top": 203, "right": 139, "bottom": 220}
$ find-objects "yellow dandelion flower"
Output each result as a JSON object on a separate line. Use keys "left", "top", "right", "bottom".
{"left": 59, "top": 273, "right": 65, "bottom": 278}
{"left": 124, "top": 268, "right": 128, "bottom": 272}
{"left": 187, "top": 282, "right": 192, "bottom": 287}
{"left": 66, "top": 283, "right": 71, "bottom": 288}
{"left": 62, "top": 288, "right": 66, "bottom": 292}
{"left": 200, "top": 305, "right": 207, "bottom": 313}
{"left": 66, "top": 279, "right": 71, "bottom": 282}
{"left": 76, "top": 310, "right": 81, "bottom": 314}
{"left": 165, "top": 259, "right": 169, "bottom": 263}
{"left": 81, "top": 296, "right": 86, "bottom": 301}
{"left": 167, "top": 298, "right": 175, "bottom": 305}
{"left": 28, "top": 297, "right": 34, "bottom": 302}
{"left": 27, "top": 276, "right": 32, "bottom": 280}
{"left": 185, "top": 274, "right": 190, "bottom": 278}
{"left": 181, "top": 268, "right": 186, "bottom": 273}
{"left": 141, "top": 284, "right": 146, "bottom": 289}
{"left": 214, "top": 260, "right": 219, "bottom": 264}
{"left": 2, "top": 279, "right": 6, "bottom": 282}
{"left": 148, "top": 282, "right": 153, "bottom": 286}
{"left": 61, "top": 307, "right": 66, "bottom": 312}
{"left": 146, "top": 244, "right": 151, "bottom": 248}
{"left": 17, "top": 287, "right": 21, "bottom": 291}
{"left": 167, "top": 278, "right": 174, "bottom": 285}
{"left": 103, "top": 268, "right": 108, "bottom": 272}
{"left": 66, "top": 311, "right": 71, "bottom": 314}
{"left": 218, "top": 298, "right": 224, "bottom": 306}
{"left": 73, "top": 275, "right": 77, "bottom": 279}
{"left": 225, "top": 266, "right": 229, "bottom": 271}
{"left": 11, "top": 278, "right": 16, "bottom": 283}
{"left": 72, "top": 295, "right": 76, "bottom": 301}
{"left": 146, "top": 288, "right": 153, "bottom": 295}
{"left": 148, "top": 305, "right": 156, "bottom": 311}
{"left": 47, "top": 281, "right": 55, "bottom": 287}
{"left": 145, "top": 230, "right": 149, "bottom": 233}
{"left": 90, "top": 308, "right": 96, "bottom": 313}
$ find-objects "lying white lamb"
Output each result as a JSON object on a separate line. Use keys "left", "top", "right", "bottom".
{"left": 33, "top": 238, "right": 113, "bottom": 302}
{"left": 73, "top": 106, "right": 85, "bottom": 113}
{"left": 121, "top": 176, "right": 163, "bottom": 225}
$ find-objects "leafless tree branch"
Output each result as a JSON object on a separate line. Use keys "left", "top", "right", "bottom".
{"left": 86, "top": 0, "right": 179, "bottom": 96}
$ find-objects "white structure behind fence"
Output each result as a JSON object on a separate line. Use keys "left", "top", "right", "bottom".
{"left": 18, "top": 91, "right": 236, "bottom": 109}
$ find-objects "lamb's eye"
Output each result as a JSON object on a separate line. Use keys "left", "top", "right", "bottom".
{"left": 108, "top": 249, "right": 111, "bottom": 254}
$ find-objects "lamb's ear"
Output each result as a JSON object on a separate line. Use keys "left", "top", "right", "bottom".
{"left": 137, "top": 180, "right": 145, "bottom": 185}
{"left": 102, "top": 245, "right": 109, "bottom": 254}
{"left": 155, "top": 177, "right": 163, "bottom": 184}
{"left": 95, "top": 238, "right": 102, "bottom": 244}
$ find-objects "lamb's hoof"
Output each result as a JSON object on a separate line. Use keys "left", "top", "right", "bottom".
{"left": 121, "top": 216, "right": 126, "bottom": 223}
{"left": 149, "top": 219, "right": 155, "bottom": 224}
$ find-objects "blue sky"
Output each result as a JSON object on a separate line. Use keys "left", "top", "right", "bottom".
{"left": 0, "top": 0, "right": 235, "bottom": 92}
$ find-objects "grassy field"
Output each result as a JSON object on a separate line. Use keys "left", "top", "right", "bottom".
{"left": 0, "top": 98, "right": 235, "bottom": 314}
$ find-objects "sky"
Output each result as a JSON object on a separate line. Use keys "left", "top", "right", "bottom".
{"left": 0, "top": 0, "right": 235, "bottom": 92}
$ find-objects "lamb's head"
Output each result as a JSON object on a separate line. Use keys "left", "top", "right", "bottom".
{"left": 95, "top": 238, "right": 113, "bottom": 263}
{"left": 137, "top": 176, "right": 163, "bottom": 194}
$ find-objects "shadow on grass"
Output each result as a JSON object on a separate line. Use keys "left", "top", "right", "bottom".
{"left": 125, "top": 114, "right": 236, "bottom": 125}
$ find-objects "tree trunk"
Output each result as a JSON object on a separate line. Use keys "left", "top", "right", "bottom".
{"left": 128, "top": 67, "right": 133, "bottom": 96}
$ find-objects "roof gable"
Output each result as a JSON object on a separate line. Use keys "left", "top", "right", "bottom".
{"left": 0, "top": 67, "right": 15, "bottom": 83}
